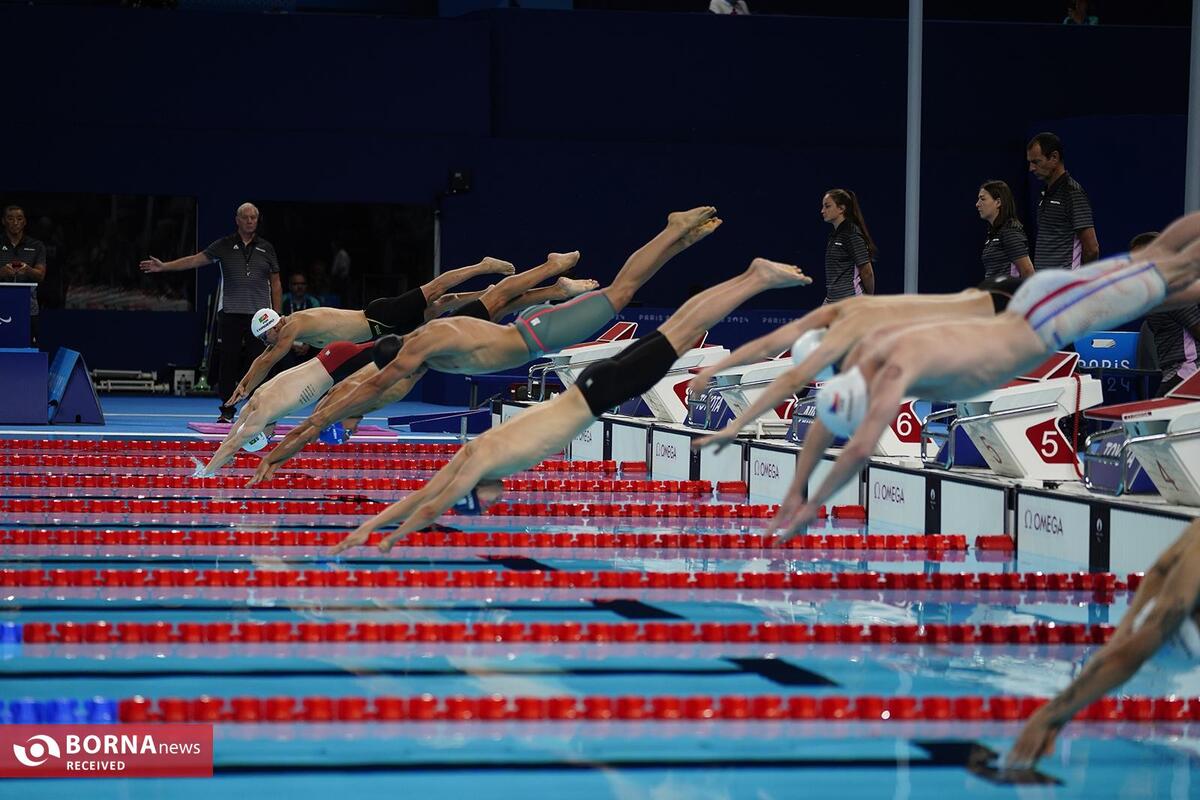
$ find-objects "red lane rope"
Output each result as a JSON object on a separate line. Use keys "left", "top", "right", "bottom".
{"left": 0, "top": 497, "right": 769, "bottom": 518}
{"left": 0, "top": 452, "right": 645, "bottom": 476}
{"left": 0, "top": 474, "right": 722, "bottom": 496}
{"left": 23, "top": 620, "right": 1117, "bottom": 646}
{"left": 0, "top": 566, "right": 1135, "bottom": 592}
{"left": 0, "top": 527, "right": 962, "bottom": 551}
{"left": 0, "top": 439, "right": 462, "bottom": 456}
{"left": 112, "top": 693, "right": 1198, "bottom": 724}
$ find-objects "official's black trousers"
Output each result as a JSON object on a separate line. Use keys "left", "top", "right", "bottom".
{"left": 216, "top": 311, "right": 265, "bottom": 414}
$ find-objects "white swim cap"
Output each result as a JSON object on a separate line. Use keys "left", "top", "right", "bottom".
{"left": 791, "top": 328, "right": 827, "bottom": 365}
{"left": 242, "top": 432, "right": 268, "bottom": 452}
{"left": 815, "top": 365, "right": 868, "bottom": 438}
{"left": 251, "top": 308, "right": 281, "bottom": 340}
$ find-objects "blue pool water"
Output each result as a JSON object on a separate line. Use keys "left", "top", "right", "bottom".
{"left": 1, "top": 397, "right": 1198, "bottom": 798}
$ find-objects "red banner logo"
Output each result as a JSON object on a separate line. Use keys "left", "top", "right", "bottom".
{"left": 0, "top": 725, "right": 212, "bottom": 778}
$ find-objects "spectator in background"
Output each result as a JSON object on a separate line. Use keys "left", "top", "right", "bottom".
{"left": 1063, "top": 0, "right": 1099, "bottom": 25}
{"left": 1131, "top": 231, "right": 1200, "bottom": 396}
{"left": 977, "top": 180, "right": 1034, "bottom": 280}
{"left": 283, "top": 272, "right": 320, "bottom": 315}
{"left": 820, "top": 189, "right": 876, "bottom": 302}
{"left": 709, "top": 0, "right": 750, "bottom": 13}
{"left": 282, "top": 272, "right": 321, "bottom": 362}
{"left": 140, "top": 202, "right": 281, "bottom": 422}
{"left": 0, "top": 205, "right": 47, "bottom": 346}
{"left": 1027, "top": 132, "right": 1099, "bottom": 269}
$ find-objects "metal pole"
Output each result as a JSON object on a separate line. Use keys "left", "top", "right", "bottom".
{"left": 1187, "top": 0, "right": 1200, "bottom": 211}
{"left": 903, "top": 0, "right": 923, "bottom": 294}
{"left": 433, "top": 206, "right": 442, "bottom": 276}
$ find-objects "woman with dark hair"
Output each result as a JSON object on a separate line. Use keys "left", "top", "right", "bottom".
{"left": 977, "top": 180, "right": 1034, "bottom": 280}
{"left": 820, "top": 189, "right": 876, "bottom": 302}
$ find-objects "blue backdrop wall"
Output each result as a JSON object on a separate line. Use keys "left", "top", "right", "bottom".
{"left": 4, "top": 4, "right": 1191, "bottom": 377}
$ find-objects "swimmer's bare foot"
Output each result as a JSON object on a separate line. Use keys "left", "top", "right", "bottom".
{"left": 556, "top": 277, "right": 600, "bottom": 297}
{"left": 479, "top": 257, "right": 515, "bottom": 276}
{"left": 667, "top": 206, "right": 717, "bottom": 232}
{"left": 749, "top": 257, "right": 813, "bottom": 288}
{"left": 546, "top": 251, "right": 581, "bottom": 273}
{"left": 676, "top": 217, "right": 722, "bottom": 249}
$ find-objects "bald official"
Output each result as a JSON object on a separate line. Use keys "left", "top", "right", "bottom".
{"left": 141, "top": 202, "right": 282, "bottom": 422}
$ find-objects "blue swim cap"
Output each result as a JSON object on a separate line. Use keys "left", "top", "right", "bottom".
{"left": 319, "top": 422, "right": 347, "bottom": 445}
{"left": 452, "top": 488, "right": 484, "bottom": 516}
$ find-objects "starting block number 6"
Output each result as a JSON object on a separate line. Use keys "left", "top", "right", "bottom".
{"left": 890, "top": 402, "right": 922, "bottom": 444}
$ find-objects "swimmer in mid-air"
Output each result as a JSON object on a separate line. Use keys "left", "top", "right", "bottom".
{"left": 768, "top": 211, "right": 1200, "bottom": 540}
{"left": 325, "top": 256, "right": 812, "bottom": 554}
{"left": 246, "top": 207, "right": 723, "bottom": 481}
{"left": 687, "top": 275, "right": 1026, "bottom": 451}
{"left": 225, "top": 253, "right": 590, "bottom": 406}
{"left": 194, "top": 277, "right": 598, "bottom": 476}
{"left": 1006, "top": 518, "right": 1200, "bottom": 770}
{"left": 190, "top": 341, "right": 388, "bottom": 476}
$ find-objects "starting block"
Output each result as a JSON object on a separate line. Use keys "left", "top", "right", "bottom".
{"left": 1081, "top": 371, "right": 1200, "bottom": 503}
{"left": 690, "top": 355, "right": 796, "bottom": 435}
{"left": 785, "top": 381, "right": 926, "bottom": 456}
{"left": 935, "top": 352, "right": 1101, "bottom": 482}
{"left": 640, "top": 334, "right": 730, "bottom": 423}
{"left": 527, "top": 322, "right": 638, "bottom": 399}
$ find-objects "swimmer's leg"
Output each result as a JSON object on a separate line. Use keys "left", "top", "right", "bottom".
{"left": 656, "top": 257, "right": 812, "bottom": 355}
{"left": 1154, "top": 233, "right": 1200, "bottom": 294}
{"left": 425, "top": 289, "right": 490, "bottom": 321}
{"left": 419, "top": 258, "right": 515, "bottom": 304}
{"left": 600, "top": 207, "right": 721, "bottom": 313}
{"left": 490, "top": 277, "right": 600, "bottom": 320}
{"left": 475, "top": 252, "right": 582, "bottom": 317}
{"left": 1144, "top": 210, "right": 1200, "bottom": 257}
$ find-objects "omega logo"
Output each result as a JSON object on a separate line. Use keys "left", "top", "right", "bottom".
{"left": 1023, "top": 510, "right": 1063, "bottom": 536}
{"left": 577, "top": 429, "right": 593, "bottom": 443}
{"left": 753, "top": 460, "right": 780, "bottom": 479}
{"left": 655, "top": 443, "right": 678, "bottom": 459}
{"left": 873, "top": 483, "right": 904, "bottom": 503}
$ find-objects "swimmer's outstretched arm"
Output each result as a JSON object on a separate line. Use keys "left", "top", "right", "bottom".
{"left": 247, "top": 420, "right": 319, "bottom": 486}
{"left": 308, "top": 338, "right": 430, "bottom": 429}
{"left": 199, "top": 417, "right": 262, "bottom": 476}
{"left": 694, "top": 324, "right": 860, "bottom": 452}
{"left": 687, "top": 305, "right": 840, "bottom": 400}
{"left": 767, "top": 418, "right": 835, "bottom": 540}
{"left": 770, "top": 367, "right": 907, "bottom": 541}
{"left": 1114, "top": 523, "right": 1200, "bottom": 640}
{"left": 330, "top": 443, "right": 488, "bottom": 555}
{"left": 229, "top": 327, "right": 298, "bottom": 405}
{"left": 1006, "top": 522, "right": 1200, "bottom": 771}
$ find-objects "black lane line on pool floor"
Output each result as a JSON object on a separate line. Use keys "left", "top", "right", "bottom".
{"left": 589, "top": 599, "right": 683, "bottom": 620}
{"left": 208, "top": 741, "right": 1057, "bottom": 783}
{"left": 724, "top": 657, "right": 836, "bottom": 687}
{"left": 2, "top": 660, "right": 836, "bottom": 686}
{"left": 480, "top": 555, "right": 559, "bottom": 572}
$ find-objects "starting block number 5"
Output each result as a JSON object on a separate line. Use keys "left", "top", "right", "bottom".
{"left": 1023, "top": 418, "right": 1077, "bottom": 465}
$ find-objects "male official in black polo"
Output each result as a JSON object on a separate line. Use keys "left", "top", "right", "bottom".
{"left": 1027, "top": 131, "right": 1100, "bottom": 270}
{"left": 140, "top": 202, "right": 282, "bottom": 421}
{"left": 0, "top": 205, "right": 47, "bottom": 347}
